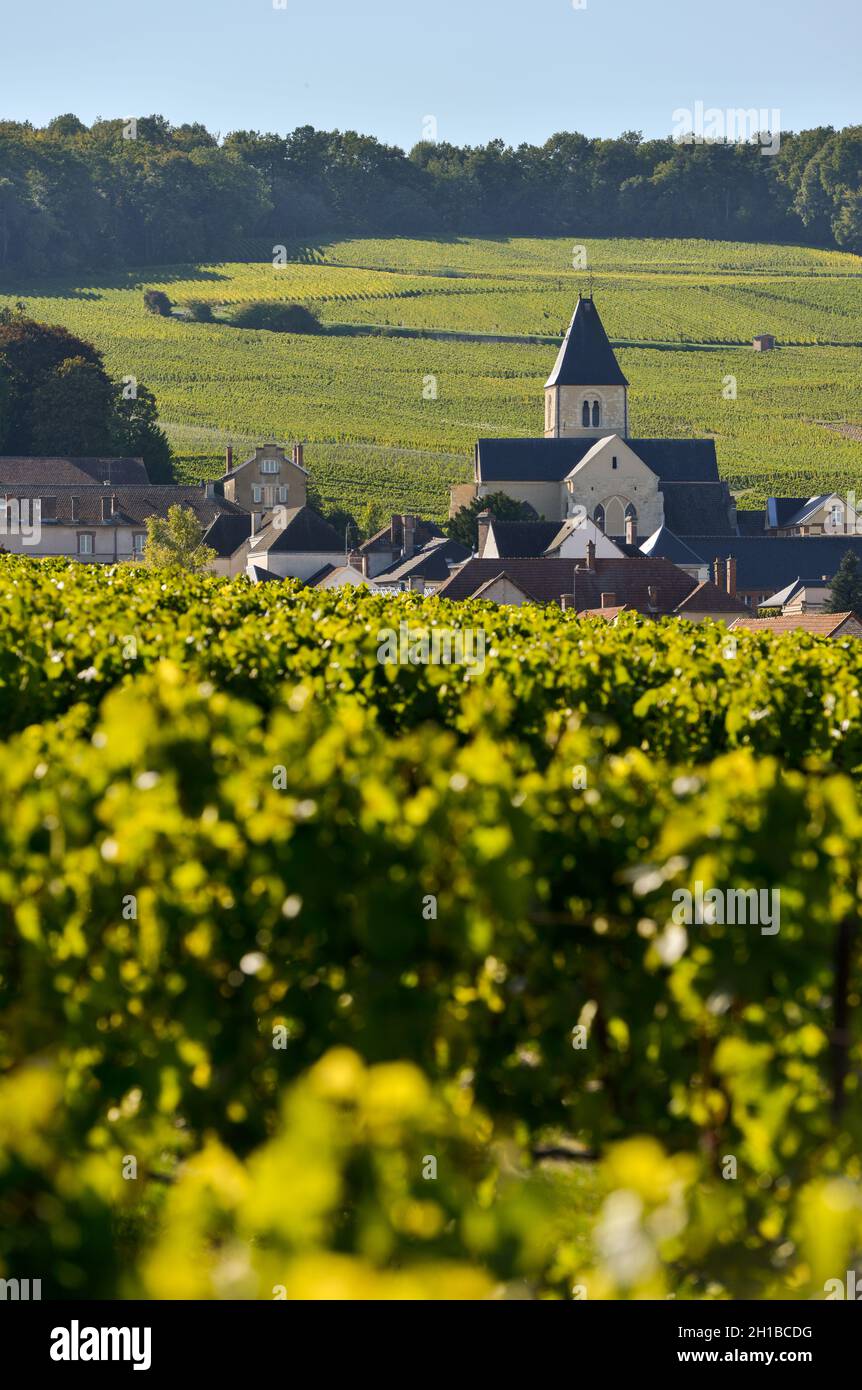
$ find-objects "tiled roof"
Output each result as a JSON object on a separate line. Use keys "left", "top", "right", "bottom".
{"left": 673, "top": 579, "right": 748, "bottom": 614}
{"left": 766, "top": 497, "right": 809, "bottom": 529}
{"left": 0, "top": 456, "right": 149, "bottom": 486}
{"left": 545, "top": 296, "right": 629, "bottom": 388}
{"left": 360, "top": 517, "right": 444, "bottom": 553}
{"left": 202, "top": 512, "right": 253, "bottom": 556}
{"left": 471, "top": 572, "right": 542, "bottom": 603}
{"left": 660, "top": 481, "right": 736, "bottom": 535}
{"left": 245, "top": 506, "right": 344, "bottom": 555}
{"left": 1, "top": 483, "right": 244, "bottom": 526}
{"left": 435, "top": 555, "right": 696, "bottom": 612}
{"left": 737, "top": 509, "right": 767, "bottom": 537}
{"left": 475, "top": 437, "right": 719, "bottom": 485}
{"left": 758, "top": 578, "right": 804, "bottom": 609}
{"left": 779, "top": 494, "right": 837, "bottom": 528}
{"left": 640, "top": 525, "right": 705, "bottom": 566}
{"left": 486, "top": 520, "right": 562, "bottom": 557}
{"left": 305, "top": 563, "right": 338, "bottom": 585}
{"left": 375, "top": 538, "right": 469, "bottom": 583}
{"left": 675, "top": 537, "right": 862, "bottom": 591}
{"left": 578, "top": 605, "right": 627, "bottom": 620}
{"left": 729, "top": 612, "right": 861, "bottom": 637}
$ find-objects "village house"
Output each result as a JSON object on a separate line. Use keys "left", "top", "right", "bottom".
{"left": 220, "top": 444, "right": 308, "bottom": 511}
{"left": 0, "top": 481, "right": 245, "bottom": 562}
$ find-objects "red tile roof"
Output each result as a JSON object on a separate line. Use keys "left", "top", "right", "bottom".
{"left": 729, "top": 612, "right": 862, "bottom": 637}
{"left": 436, "top": 555, "right": 696, "bottom": 613}
{"left": 674, "top": 579, "right": 749, "bottom": 614}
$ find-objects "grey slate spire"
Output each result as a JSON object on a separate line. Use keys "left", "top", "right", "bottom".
{"left": 545, "top": 295, "right": 629, "bottom": 388}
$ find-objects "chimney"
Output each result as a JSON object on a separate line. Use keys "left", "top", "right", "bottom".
{"left": 225, "top": 445, "right": 234, "bottom": 475}
{"left": 390, "top": 514, "right": 403, "bottom": 548}
{"left": 712, "top": 557, "right": 726, "bottom": 590}
{"left": 601, "top": 592, "right": 617, "bottom": 608}
{"left": 586, "top": 538, "right": 596, "bottom": 570}
{"left": 408, "top": 575, "right": 426, "bottom": 594}
{"left": 348, "top": 549, "right": 369, "bottom": 577}
{"left": 402, "top": 514, "right": 416, "bottom": 558}
{"left": 476, "top": 508, "right": 492, "bottom": 557}
{"left": 292, "top": 443, "right": 304, "bottom": 470}
{"left": 250, "top": 511, "right": 264, "bottom": 537}
{"left": 204, "top": 481, "right": 215, "bottom": 499}
{"left": 647, "top": 584, "right": 659, "bottom": 612}
{"left": 726, "top": 555, "right": 737, "bottom": 596}
{"left": 625, "top": 515, "right": 636, "bottom": 546}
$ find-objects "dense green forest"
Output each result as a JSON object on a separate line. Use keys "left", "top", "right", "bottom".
{"left": 1, "top": 116, "right": 862, "bottom": 275}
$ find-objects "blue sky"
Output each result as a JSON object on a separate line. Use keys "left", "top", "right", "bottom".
{"left": 2, "top": 0, "right": 859, "bottom": 147}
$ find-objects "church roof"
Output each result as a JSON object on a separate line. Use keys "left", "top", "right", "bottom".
{"left": 476, "top": 437, "right": 719, "bottom": 485}
{"left": 545, "top": 296, "right": 629, "bottom": 389}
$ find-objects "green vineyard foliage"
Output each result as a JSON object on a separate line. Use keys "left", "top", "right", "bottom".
{"left": 0, "top": 558, "right": 861, "bottom": 1298}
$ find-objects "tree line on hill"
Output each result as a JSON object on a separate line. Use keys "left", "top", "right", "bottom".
{"left": 0, "top": 116, "right": 861, "bottom": 275}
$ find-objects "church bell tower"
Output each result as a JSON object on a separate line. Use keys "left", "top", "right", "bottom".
{"left": 544, "top": 294, "right": 629, "bottom": 440}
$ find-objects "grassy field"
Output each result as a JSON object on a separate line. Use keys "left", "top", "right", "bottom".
{"left": 4, "top": 236, "right": 862, "bottom": 517}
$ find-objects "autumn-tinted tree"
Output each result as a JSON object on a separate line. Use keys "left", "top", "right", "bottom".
{"left": 144, "top": 505, "right": 216, "bottom": 572}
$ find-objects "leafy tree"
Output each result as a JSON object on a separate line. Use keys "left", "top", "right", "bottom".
{"left": 30, "top": 356, "right": 114, "bottom": 454}
{"left": 184, "top": 299, "right": 214, "bottom": 322}
{"left": 110, "top": 380, "right": 174, "bottom": 482}
{"left": 0, "top": 314, "right": 174, "bottom": 476}
{"left": 446, "top": 491, "right": 536, "bottom": 550}
{"left": 827, "top": 549, "right": 862, "bottom": 612}
{"left": 230, "top": 301, "right": 321, "bottom": 333}
{"left": 0, "top": 318, "right": 104, "bottom": 451}
{"left": 143, "top": 289, "right": 173, "bottom": 317}
{"left": 143, "top": 505, "right": 216, "bottom": 572}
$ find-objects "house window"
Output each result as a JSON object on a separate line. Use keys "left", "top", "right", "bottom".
{"left": 592, "top": 400, "right": 601, "bottom": 427}
{"left": 594, "top": 504, "right": 605, "bottom": 533}
{"left": 252, "top": 485, "right": 263, "bottom": 504}
{"left": 78, "top": 533, "right": 94, "bottom": 556}
{"left": 612, "top": 456, "right": 618, "bottom": 469}
{"left": 133, "top": 532, "right": 146, "bottom": 555}
{"left": 277, "top": 485, "right": 289, "bottom": 503}
{"left": 260, "top": 458, "right": 280, "bottom": 474}
{"left": 582, "top": 401, "right": 590, "bottom": 427}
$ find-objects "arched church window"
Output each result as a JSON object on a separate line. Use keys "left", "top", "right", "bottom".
{"left": 625, "top": 502, "right": 637, "bottom": 526}
{"left": 594, "top": 504, "right": 605, "bottom": 533}
{"left": 582, "top": 401, "right": 591, "bottom": 427}
{"left": 592, "top": 400, "right": 601, "bottom": 427}
{"left": 604, "top": 497, "right": 627, "bottom": 538}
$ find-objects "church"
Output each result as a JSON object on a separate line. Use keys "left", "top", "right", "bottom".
{"left": 450, "top": 293, "right": 738, "bottom": 542}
